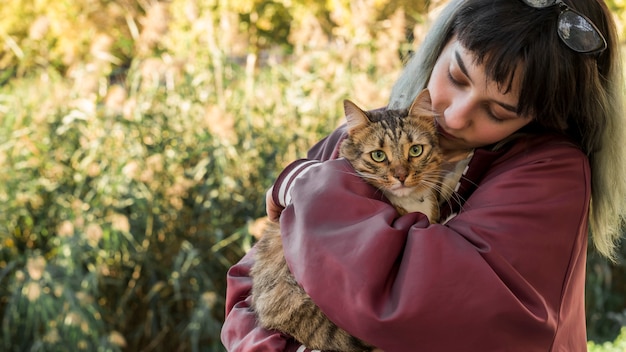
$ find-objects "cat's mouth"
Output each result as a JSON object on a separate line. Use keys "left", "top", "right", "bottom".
{"left": 388, "top": 183, "right": 417, "bottom": 196}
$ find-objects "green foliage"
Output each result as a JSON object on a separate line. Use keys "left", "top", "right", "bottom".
{"left": 587, "top": 243, "right": 626, "bottom": 342}
{"left": 0, "top": 0, "right": 412, "bottom": 349}
{"left": 0, "top": 0, "right": 139, "bottom": 81}
{"left": 0, "top": 0, "right": 625, "bottom": 350}
{"left": 0, "top": 67, "right": 241, "bottom": 350}
{"left": 608, "top": 0, "right": 626, "bottom": 41}
{"left": 588, "top": 327, "right": 626, "bottom": 352}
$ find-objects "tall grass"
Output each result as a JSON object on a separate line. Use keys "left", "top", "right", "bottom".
{"left": 0, "top": 0, "right": 413, "bottom": 350}
{"left": 0, "top": 0, "right": 624, "bottom": 350}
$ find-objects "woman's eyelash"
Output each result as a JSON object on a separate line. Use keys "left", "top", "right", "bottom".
{"left": 486, "top": 110, "right": 505, "bottom": 123}
{"left": 483, "top": 103, "right": 507, "bottom": 123}
{"left": 447, "top": 70, "right": 462, "bottom": 86}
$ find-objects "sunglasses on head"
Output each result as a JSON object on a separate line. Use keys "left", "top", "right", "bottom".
{"left": 519, "top": 0, "right": 608, "bottom": 54}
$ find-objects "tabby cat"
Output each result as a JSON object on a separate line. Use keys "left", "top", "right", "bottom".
{"left": 250, "top": 89, "right": 446, "bottom": 352}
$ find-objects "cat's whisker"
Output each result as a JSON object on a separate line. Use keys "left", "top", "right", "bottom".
{"left": 418, "top": 175, "right": 468, "bottom": 214}
{"left": 442, "top": 193, "right": 467, "bottom": 214}
{"left": 338, "top": 169, "right": 391, "bottom": 199}
{"left": 459, "top": 175, "right": 480, "bottom": 188}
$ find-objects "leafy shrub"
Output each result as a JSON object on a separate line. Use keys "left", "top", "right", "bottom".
{"left": 588, "top": 327, "right": 626, "bottom": 352}
{"left": 0, "top": 0, "right": 624, "bottom": 350}
{"left": 587, "top": 244, "right": 626, "bottom": 342}
{"left": 0, "top": 0, "right": 410, "bottom": 350}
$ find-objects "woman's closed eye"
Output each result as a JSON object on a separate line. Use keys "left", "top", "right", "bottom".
{"left": 484, "top": 104, "right": 507, "bottom": 123}
{"left": 447, "top": 68, "right": 465, "bottom": 87}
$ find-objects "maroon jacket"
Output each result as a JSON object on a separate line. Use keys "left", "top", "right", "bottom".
{"left": 221, "top": 125, "right": 590, "bottom": 351}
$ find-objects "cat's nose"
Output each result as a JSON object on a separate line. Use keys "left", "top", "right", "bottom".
{"left": 393, "top": 169, "right": 408, "bottom": 183}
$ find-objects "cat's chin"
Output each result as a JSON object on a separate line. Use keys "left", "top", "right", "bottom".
{"left": 386, "top": 184, "right": 417, "bottom": 197}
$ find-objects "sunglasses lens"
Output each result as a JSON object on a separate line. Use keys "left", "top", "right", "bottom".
{"left": 522, "top": 0, "right": 557, "bottom": 8}
{"left": 558, "top": 10, "right": 605, "bottom": 53}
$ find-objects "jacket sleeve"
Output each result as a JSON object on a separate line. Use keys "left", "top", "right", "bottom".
{"left": 306, "top": 124, "right": 348, "bottom": 161}
{"left": 220, "top": 125, "right": 349, "bottom": 350}
{"left": 221, "top": 248, "right": 317, "bottom": 352}
{"left": 279, "top": 140, "right": 590, "bottom": 351}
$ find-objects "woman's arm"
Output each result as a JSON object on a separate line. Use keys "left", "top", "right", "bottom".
{"left": 267, "top": 125, "right": 348, "bottom": 222}
{"left": 279, "top": 136, "right": 590, "bottom": 351}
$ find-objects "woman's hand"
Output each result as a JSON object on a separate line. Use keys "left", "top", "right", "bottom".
{"left": 265, "top": 186, "right": 282, "bottom": 222}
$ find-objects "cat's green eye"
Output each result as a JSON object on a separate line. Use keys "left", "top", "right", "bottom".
{"left": 409, "top": 145, "right": 424, "bottom": 157}
{"left": 371, "top": 150, "right": 387, "bottom": 162}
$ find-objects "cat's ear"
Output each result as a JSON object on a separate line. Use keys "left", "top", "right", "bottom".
{"left": 408, "top": 89, "right": 434, "bottom": 117}
{"left": 343, "top": 99, "right": 370, "bottom": 133}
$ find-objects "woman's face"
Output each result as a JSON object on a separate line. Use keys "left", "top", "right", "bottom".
{"left": 427, "top": 38, "right": 533, "bottom": 153}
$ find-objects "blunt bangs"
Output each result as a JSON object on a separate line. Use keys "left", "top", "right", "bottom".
{"left": 452, "top": 0, "right": 575, "bottom": 132}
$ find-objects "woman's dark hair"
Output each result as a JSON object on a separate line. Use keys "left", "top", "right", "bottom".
{"left": 389, "top": 0, "right": 625, "bottom": 259}
{"left": 452, "top": 0, "right": 612, "bottom": 155}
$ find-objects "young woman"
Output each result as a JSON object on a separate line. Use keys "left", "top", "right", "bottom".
{"left": 222, "top": 0, "right": 626, "bottom": 350}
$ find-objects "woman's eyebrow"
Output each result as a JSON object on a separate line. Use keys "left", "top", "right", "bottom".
{"left": 454, "top": 50, "right": 471, "bottom": 82}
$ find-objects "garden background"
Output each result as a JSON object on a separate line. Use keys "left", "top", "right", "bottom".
{"left": 0, "top": 0, "right": 625, "bottom": 350}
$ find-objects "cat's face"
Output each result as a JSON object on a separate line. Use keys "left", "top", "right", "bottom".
{"left": 340, "top": 90, "right": 443, "bottom": 198}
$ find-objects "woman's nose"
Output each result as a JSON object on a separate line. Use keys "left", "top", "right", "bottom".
{"left": 443, "top": 100, "right": 472, "bottom": 130}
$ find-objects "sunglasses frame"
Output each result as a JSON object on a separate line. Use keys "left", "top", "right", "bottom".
{"left": 520, "top": 0, "right": 608, "bottom": 54}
